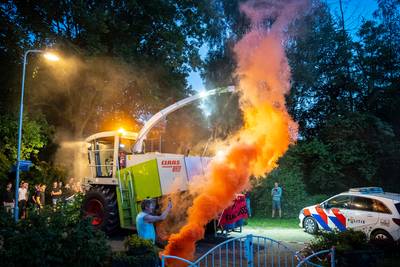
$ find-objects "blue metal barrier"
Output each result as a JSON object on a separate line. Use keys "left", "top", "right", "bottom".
{"left": 161, "top": 234, "right": 325, "bottom": 267}
{"left": 161, "top": 255, "right": 196, "bottom": 267}
{"left": 296, "top": 247, "right": 335, "bottom": 267}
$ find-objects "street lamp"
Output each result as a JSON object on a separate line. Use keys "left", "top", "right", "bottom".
{"left": 14, "top": 49, "right": 60, "bottom": 221}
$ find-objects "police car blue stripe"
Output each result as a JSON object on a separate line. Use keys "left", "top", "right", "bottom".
{"left": 312, "top": 214, "right": 331, "bottom": 231}
{"left": 329, "top": 216, "right": 346, "bottom": 232}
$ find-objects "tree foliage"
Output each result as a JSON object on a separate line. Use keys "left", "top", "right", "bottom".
{"left": 0, "top": 114, "right": 53, "bottom": 161}
{"left": 0, "top": 113, "right": 54, "bottom": 186}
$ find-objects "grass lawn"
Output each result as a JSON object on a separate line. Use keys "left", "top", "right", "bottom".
{"left": 246, "top": 216, "right": 299, "bottom": 229}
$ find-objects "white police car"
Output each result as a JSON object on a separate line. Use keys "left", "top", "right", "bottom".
{"left": 299, "top": 187, "right": 400, "bottom": 243}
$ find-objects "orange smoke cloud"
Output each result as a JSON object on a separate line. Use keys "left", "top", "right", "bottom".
{"left": 163, "top": 0, "right": 305, "bottom": 265}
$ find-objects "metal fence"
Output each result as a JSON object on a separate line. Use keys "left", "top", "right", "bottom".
{"left": 161, "top": 234, "right": 331, "bottom": 267}
{"left": 296, "top": 247, "right": 335, "bottom": 267}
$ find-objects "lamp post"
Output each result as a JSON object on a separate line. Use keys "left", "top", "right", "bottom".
{"left": 14, "top": 49, "right": 59, "bottom": 222}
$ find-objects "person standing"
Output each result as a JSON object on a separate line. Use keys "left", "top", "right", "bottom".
{"left": 40, "top": 184, "right": 46, "bottom": 208}
{"left": 271, "top": 182, "right": 282, "bottom": 218}
{"left": 245, "top": 191, "right": 251, "bottom": 217}
{"left": 74, "top": 181, "right": 83, "bottom": 193}
{"left": 18, "top": 182, "right": 28, "bottom": 219}
{"left": 51, "top": 182, "right": 62, "bottom": 206}
{"left": 136, "top": 198, "right": 172, "bottom": 244}
{"left": 3, "top": 182, "right": 15, "bottom": 214}
{"left": 33, "top": 184, "right": 42, "bottom": 210}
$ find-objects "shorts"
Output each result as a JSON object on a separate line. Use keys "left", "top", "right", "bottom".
{"left": 4, "top": 202, "right": 14, "bottom": 214}
{"left": 272, "top": 200, "right": 281, "bottom": 210}
{"left": 52, "top": 198, "right": 59, "bottom": 205}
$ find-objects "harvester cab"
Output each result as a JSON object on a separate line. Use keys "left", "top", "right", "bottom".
{"left": 85, "top": 130, "right": 138, "bottom": 185}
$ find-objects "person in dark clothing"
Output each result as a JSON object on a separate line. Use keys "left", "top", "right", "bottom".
{"left": 3, "top": 182, "right": 15, "bottom": 214}
{"left": 33, "top": 184, "right": 42, "bottom": 210}
{"left": 40, "top": 184, "right": 46, "bottom": 208}
{"left": 50, "top": 182, "right": 62, "bottom": 206}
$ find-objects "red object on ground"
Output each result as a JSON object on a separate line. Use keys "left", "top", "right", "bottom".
{"left": 218, "top": 194, "right": 249, "bottom": 226}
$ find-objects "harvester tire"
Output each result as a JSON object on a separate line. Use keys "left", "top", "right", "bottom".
{"left": 82, "top": 185, "right": 119, "bottom": 234}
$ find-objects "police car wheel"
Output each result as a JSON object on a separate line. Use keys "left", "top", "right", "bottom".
{"left": 370, "top": 230, "right": 394, "bottom": 244}
{"left": 304, "top": 217, "right": 318, "bottom": 234}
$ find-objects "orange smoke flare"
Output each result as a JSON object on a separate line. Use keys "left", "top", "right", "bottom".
{"left": 163, "top": 1, "right": 305, "bottom": 265}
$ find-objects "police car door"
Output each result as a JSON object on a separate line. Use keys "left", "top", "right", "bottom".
{"left": 372, "top": 198, "right": 393, "bottom": 231}
{"left": 348, "top": 196, "right": 379, "bottom": 232}
{"left": 325, "top": 195, "right": 352, "bottom": 232}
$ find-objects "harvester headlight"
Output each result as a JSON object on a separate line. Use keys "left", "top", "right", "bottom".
{"left": 199, "top": 90, "right": 208, "bottom": 98}
{"left": 118, "top": 128, "right": 126, "bottom": 135}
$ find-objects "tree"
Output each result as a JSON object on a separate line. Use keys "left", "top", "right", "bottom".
{"left": 319, "top": 113, "right": 400, "bottom": 192}
{"left": 0, "top": 114, "right": 53, "bottom": 162}
{"left": 354, "top": 0, "right": 400, "bottom": 136}
{"left": 0, "top": 113, "right": 54, "bottom": 185}
{"left": 286, "top": 2, "right": 358, "bottom": 138}
{"left": 0, "top": 1, "right": 31, "bottom": 114}
{"left": 287, "top": 113, "right": 400, "bottom": 194}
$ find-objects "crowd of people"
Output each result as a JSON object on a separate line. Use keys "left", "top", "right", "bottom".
{"left": 1, "top": 178, "right": 84, "bottom": 217}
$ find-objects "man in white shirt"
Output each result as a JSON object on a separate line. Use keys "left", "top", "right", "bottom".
{"left": 18, "top": 182, "right": 28, "bottom": 219}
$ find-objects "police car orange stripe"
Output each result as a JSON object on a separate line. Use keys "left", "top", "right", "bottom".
{"left": 331, "top": 208, "right": 346, "bottom": 228}
{"left": 315, "top": 206, "right": 328, "bottom": 224}
{"left": 329, "top": 208, "right": 347, "bottom": 231}
{"left": 313, "top": 205, "right": 331, "bottom": 231}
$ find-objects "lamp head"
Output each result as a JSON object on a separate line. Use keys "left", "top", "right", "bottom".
{"left": 43, "top": 52, "right": 60, "bottom": 62}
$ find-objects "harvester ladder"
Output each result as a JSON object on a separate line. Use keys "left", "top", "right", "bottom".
{"left": 116, "top": 167, "right": 137, "bottom": 229}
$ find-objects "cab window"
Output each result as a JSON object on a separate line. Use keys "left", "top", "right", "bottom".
{"left": 326, "top": 195, "right": 352, "bottom": 209}
{"left": 351, "top": 196, "right": 374, "bottom": 211}
{"left": 118, "top": 138, "right": 134, "bottom": 169}
{"left": 88, "top": 137, "right": 114, "bottom": 177}
{"left": 372, "top": 199, "right": 391, "bottom": 214}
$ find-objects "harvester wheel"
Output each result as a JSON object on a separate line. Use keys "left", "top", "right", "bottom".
{"left": 82, "top": 185, "right": 119, "bottom": 234}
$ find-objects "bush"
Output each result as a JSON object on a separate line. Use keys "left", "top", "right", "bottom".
{"left": 111, "top": 235, "right": 158, "bottom": 266}
{"left": 124, "top": 234, "right": 155, "bottom": 256}
{"left": 0, "top": 195, "right": 110, "bottom": 267}
{"left": 302, "top": 229, "right": 383, "bottom": 267}
{"left": 309, "top": 229, "right": 371, "bottom": 252}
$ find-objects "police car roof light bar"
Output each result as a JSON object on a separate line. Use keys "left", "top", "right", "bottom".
{"left": 349, "top": 187, "right": 384, "bottom": 194}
